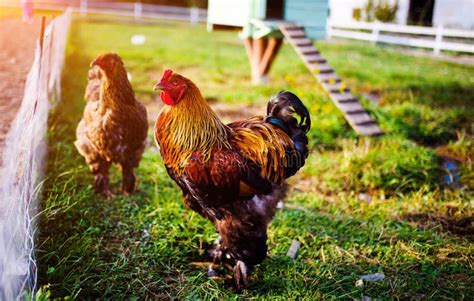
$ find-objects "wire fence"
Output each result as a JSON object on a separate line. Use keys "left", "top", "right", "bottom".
{"left": 0, "top": 8, "right": 71, "bottom": 300}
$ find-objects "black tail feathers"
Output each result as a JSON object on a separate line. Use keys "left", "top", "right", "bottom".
{"left": 265, "top": 91, "right": 311, "bottom": 177}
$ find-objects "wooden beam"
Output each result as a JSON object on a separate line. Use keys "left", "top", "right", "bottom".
{"left": 243, "top": 37, "right": 254, "bottom": 64}
{"left": 259, "top": 37, "right": 282, "bottom": 76}
{"left": 251, "top": 38, "right": 266, "bottom": 84}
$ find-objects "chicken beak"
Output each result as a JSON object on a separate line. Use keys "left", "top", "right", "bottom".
{"left": 90, "top": 60, "right": 97, "bottom": 68}
{"left": 153, "top": 82, "right": 164, "bottom": 91}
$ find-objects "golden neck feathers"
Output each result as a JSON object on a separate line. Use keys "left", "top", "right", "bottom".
{"left": 155, "top": 84, "right": 231, "bottom": 172}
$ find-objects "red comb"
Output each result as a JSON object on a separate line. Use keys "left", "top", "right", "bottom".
{"left": 161, "top": 69, "right": 173, "bottom": 82}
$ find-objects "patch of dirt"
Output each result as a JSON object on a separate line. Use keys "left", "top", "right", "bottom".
{"left": 0, "top": 17, "right": 41, "bottom": 161}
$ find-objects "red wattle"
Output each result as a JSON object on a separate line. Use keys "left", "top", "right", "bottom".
{"left": 161, "top": 91, "right": 175, "bottom": 106}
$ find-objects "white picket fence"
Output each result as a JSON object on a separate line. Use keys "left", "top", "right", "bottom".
{"left": 1, "top": 0, "right": 207, "bottom": 24}
{"left": 328, "top": 20, "right": 474, "bottom": 54}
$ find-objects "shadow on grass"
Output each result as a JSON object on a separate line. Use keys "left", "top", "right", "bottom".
{"left": 400, "top": 213, "right": 474, "bottom": 241}
{"left": 406, "top": 81, "right": 474, "bottom": 109}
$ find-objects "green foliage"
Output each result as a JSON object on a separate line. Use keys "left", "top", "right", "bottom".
{"left": 363, "top": 0, "right": 399, "bottom": 23}
{"left": 38, "top": 17, "right": 474, "bottom": 299}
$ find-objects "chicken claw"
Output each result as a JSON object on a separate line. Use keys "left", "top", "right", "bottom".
{"left": 233, "top": 260, "right": 249, "bottom": 291}
{"left": 94, "top": 174, "right": 113, "bottom": 198}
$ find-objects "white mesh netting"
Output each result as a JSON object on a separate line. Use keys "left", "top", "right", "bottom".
{"left": 0, "top": 9, "right": 71, "bottom": 300}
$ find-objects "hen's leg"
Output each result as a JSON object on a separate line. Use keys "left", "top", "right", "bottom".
{"left": 93, "top": 161, "right": 112, "bottom": 197}
{"left": 121, "top": 164, "right": 136, "bottom": 194}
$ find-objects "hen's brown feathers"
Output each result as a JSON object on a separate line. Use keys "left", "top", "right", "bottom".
{"left": 84, "top": 66, "right": 101, "bottom": 102}
{"left": 75, "top": 54, "right": 148, "bottom": 195}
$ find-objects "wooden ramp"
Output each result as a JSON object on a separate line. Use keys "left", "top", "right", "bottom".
{"left": 279, "top": 22, "right": 383, "bottom": 136}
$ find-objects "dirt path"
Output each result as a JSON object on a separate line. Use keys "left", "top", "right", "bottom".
{"left": 0, "top": 17, "right": 41, "bottom": 161}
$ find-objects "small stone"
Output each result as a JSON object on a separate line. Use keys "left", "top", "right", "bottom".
{"left": 286, "top": 240, "right": 300, "bottom": 259}
{"left": 359, "top": 193, "right": 372, "bottom": 203}
{"left": 360, "top": 272, "right": 385, "bottom": 282}
{"left": 355, "top": 279, "right": 364, "bottom": 287}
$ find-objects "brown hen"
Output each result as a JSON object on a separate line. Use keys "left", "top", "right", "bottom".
{"left": 75, "top": 53, "right": 148, "bottom": 196}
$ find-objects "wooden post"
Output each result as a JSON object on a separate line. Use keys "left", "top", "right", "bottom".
{"left": 39, "top": 16, "right": 46, "bottom": 52}
{"left": 371, "top": 21, "right": 380, "bottom": 45}
{"left": 80, "top": 0, "right": 88, "bottom": 16}
{"left": 134, "top": 2, "right": 142, "bottom": 19}
{"left": 259, "top": 37, "right": 282, "bottom": 76}
{"left": 190, "top": 7, "right": 199, "bottom": 25}
{"left": 244, "top": 36, "right": 283, "bottom": 85}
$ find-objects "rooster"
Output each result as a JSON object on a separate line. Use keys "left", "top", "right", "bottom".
{"left": 153, "top": 70, "right": 310, "bottom": 289}
{"left": 75, "top": 53, "right": 148, "bottom": 196}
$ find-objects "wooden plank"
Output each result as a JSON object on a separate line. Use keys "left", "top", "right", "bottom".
{"left": 296, "top": 45, "right": 319, "bottom": 54}
{"left": 308, "top": 63, "right": 333, "bottom": 73}
{"left": 282, "top": 29, "right": 307, "bottom": 38}
{"left": 281, "top": 24, "right": 305, "bottom": 31}
{"left": 304, "top": 54, "right": 326, "bottom": 64}
{"left": 289, "top": 37, "right": 313, "bottom": 47}
{"left": 336, "top": 102, "right": 366, "bottom": 114}
{"left": 259, "top": 37, "right": 283, "bottom": 76}
{"left": 322, "top": 82, "right": 349, "bottom": 93}
{"left": 346, "top": 112, "right": 375, "bottom": 125}
{"left": 354, "top": 123, "right": 384, "bottom": 136}
{"left": 316, "top": 73, "right": 341, "bottom": 83}
{"left": 330, "top": 92, "right": 357, "bottom": 103}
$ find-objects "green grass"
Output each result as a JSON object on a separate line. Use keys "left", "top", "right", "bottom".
{"left": 38, "top": 17, "right": 474, "bottom": 299}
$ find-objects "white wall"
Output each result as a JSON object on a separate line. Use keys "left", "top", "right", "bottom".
{"left": 329, "top": 0, "right": 364, "bottom": 22}
{"left": 329, "top": 0, "right": 409, "bottom": 24}
{"left": 433, "top": 0, "right": 474, "bottom": 29}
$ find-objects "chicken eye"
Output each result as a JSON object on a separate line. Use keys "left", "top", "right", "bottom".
{"left": 172, "top": 80, "right": 179, "bottom": 86}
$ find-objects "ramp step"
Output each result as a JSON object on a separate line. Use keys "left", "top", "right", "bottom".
{"left": 297, "top": 46, "right": 319, "bottom": 55}
{"left": 322, "top": 82, "right": 349, "bottom": 93}
{"left": 289, "top": 38, "right": 313, "bottom": 47}
{"left": 308, "top": 63, "right": 333, "bottom": 74}
{"left": 354, "top": 123, "right": 384, "bottom": 136}
{"left": 286, "top": 30, "right": 307, "bottom": 38}
{"left": 304, "top": 54, "right": 326, "bottom": 64}
{"left": 316, "top": 73, "right": 341, "bottom": 83}
{"left": 348, "top": 112, "right": 378, "bottom": 125}
{"left": 331, "top": 92, "right": 357, "bottom": 103}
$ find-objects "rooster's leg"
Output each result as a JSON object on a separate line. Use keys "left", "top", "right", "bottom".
{"left": 121, "top": 164, "right": 136, "bottom": 194}
{"left": 207, "top": 237, "right": 222, "bottom": 278}
{"left": 93, "top": 161, "right": 112, "bottom": 197}
{"left": 233, "top": 260, "right": 251, "bottom": 291}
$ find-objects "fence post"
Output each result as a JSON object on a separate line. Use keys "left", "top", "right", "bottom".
{"left": 134, "top": 2, "right": 143, "bottom": 19}
{"left": 190, "top": 7, "right": 199, "bottom": 25}
{"left": 326, "top": 17, "right": 332, "bottom": 39}
{"left": 371, "top": 21, "right": 380, "bottom": 45}
{"left": 79, "top": 0, "right": 87, "bottom": 15}
{"left": 434, "top": 25, "right": 443, "bottom": 55}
